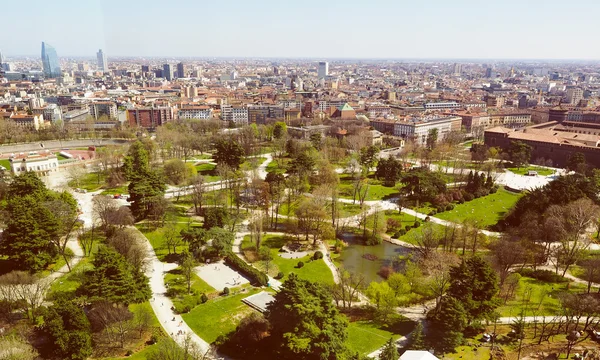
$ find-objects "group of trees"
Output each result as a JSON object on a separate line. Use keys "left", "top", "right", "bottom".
{"left": 217, "top": 274, "right": 358, "bottom": 360}
{"left": 0, "top": 172, "right": 79, "bottom": 272}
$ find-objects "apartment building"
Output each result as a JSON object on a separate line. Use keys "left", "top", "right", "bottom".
{"left": 127, "top": 106, "right": 174, "bottom": 129}
{"left": 178, "top": 106, "right": 213, "bottom": 120}
{"left": 89, "top": 101, "right": 118, "bottom": 120}
{"left": 365, "top": 105, "right": 392, "bottom": 118}
{"left": 221, "top": 104, "right": 248, "bottom": 125}
{"left": 423, "top": 102, "right": 461, "bottom": 111}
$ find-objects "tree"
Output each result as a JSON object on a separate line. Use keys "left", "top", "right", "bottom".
{"left": 43, "top": 196, "right": 79, "bottom": 272}
{"left": 128, "top": 170, "right": 166, "bottom": 221}
{"left": 87, "top": 301, "right": 134, "bottom": 349}
{"left": 214, "top": 137, "right": 244, "bottom": 170}
{"left": 0, "top": 271, "right": 51, "bottom": 320}
{"left": 329, "top": 268, "right": 366, "bottom": 310}
{"left": 426, "top": 128, "right": 438, "bottom": 149}
{"left": 148, "top": 336, "right": 213, "bottom": 360}
{"left": 401, "top": 168, "right": 446, "bottom": 202}
{"left": 567, "top": 152, "right": 587, "bottom": 174}
{"left": 507, "top": 141, "right": 532, "bottom": 169}
{"left": 295, "top": 199, "right": 329, "bottom": 244}
{"left": 123, "top": 140, "right": 150, "bottom": 181}
{"left": 359, "top": 145, "right": 379, "bottom": 173}
{"left": 446, "top": 256, "right": 500, "bottom": 323}
{"left": 273, "top": 122, "right": 288, "bottom": 139}
{"left": 203, "top": 207, "right": 228, "bottom": 230}
{"left": 310, "top": 132, "right": 322, "bottom": 150}
{"left": 190, "top": 175, "right": 206, "bottom": 215}
{"left": 164, "top": 158, "right": 196, "bottom": 185}
{"left": 379, "top": 338, "right": 399, "bottom": 360}
{"left": 78, "top": 245, "right": 151, "bottom": 304}
{"left": 578, "top": 255, "right": 600, "bottom": 293}
{"left": 365, "top": 281, "right": 397, "bottom": 322}
{"left": 0, "top": 172, "right": 67, "bottom": 272}
{"left": 180, "top": 250, "right": 196, "bottom": 294}
{"left": 421, "top": 251, "right": 459, "bottom": 311}
{"left": 428, "top": 296, "right": 468, "bottom": 353}
{"left": 41, "top": 299, "right": 93, "bottom": 360}
{"left": 489, "top": 236, "right": 526, "bottom": 286}
{"left": 375, "top": 157, "right": 403, "bottom": 186}
{"left": 409, "top": 322, "right": 426, "bottom": 350}
{"left": 259, "top": 246, "right": 273, "bottom": 274}
{"left": 266, "top": 274, "right": 349, "bottom": 360}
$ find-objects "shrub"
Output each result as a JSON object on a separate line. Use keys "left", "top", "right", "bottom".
{"left": 446, "top": 204, "right": 454, "bottom": 211}
{"left": 224, "top": 252, "right": 269, "bottom": 286}
{"left": 297, "top": 261, "right": 304, "bottom": 268}
{"left": 413, "top": 221, "right": 421, "bottom": 228}
{"left": 516, "top": 268, "right": 568, "bottom": 283}
{"left": 200, "top": 293, "right": 208, "bottom": 303}
{"left": 405, "top": 225, "right": 412, "bottom": 232}
{"left": 126, "top": 350, "right": 134, "bottom": 356}
{"left": 436, "top": 205, "right": 445, "bottom": 213}
{"left": 377, "top": 266, "right": 395, "bottom": 279}
{"left": 175, "top": 295, "right": 200, "bottom": 314}
{"left": 386, "top": 218, "right": 401, "bottom": 230}
{"left": 223, "top": 287, "right": 230, "bottom": 295}
{"left": 428, "top": 210, "right": 437, "bottom": 216}
{"left": 490, "top": 185, "right": 499, "bottom": 194}
{"left": 424, "top": 216, "right": 430, "bottom": 222}
{"left": 463, "top": 193, "right": 474, "bottom": 202}
{"left": 394, "top": 231, "right": 402, "bottom": 238}
{"left": 398, "top": 229, "right": 406, "bottom": 236}
{"left": 276, "top": 271, "right": 284, "bottom": 279}
{"left": 313, "top": 251, "right": 323, "bottom": 260}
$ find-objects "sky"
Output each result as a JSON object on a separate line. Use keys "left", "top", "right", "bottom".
{"left": 2, "top": 0, "right": 600, "bottom": 60}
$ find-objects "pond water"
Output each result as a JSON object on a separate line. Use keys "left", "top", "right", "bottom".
{"left": 337, "top": 232, "right": 413, "bottom": 284}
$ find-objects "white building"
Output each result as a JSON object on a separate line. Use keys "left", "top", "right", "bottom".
{"left": 9, "top": 153, "right": 59, "bottom": 175}
{"left": 178, "top": 106, "right": 213, "bottom": 120}
{"left": 423, "top": 101, "right": 461, "bottom": 111}
{"left": 566, "top": 87, "right": 583, "bottom": 105}
{"left": 318, "top": 61, "right": 329, "bottom": 79}
{"left": 221, "top": 105, "right": 248, "bottom": 125}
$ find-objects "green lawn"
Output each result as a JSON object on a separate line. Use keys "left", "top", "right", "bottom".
{"left": 100, "top": 184, "right": 129, "bottom": 195}
{"left": 182, "top": 287, "right": 261, "bottom": 343}
{"left": 47, "top": 257, "right": 93, "bottom": 300}
{"left": 242, "top": 234, "right": 334, "bottom": 284}
{"left": 346, "top": 318, "right": 414, "bottom": 355}
{"left": 0, "top": 159, "right": 11, "bottom": 170}
{"left": 240, "top": 157, "right": 267, "bottom": 170}
{"left": 507, "top": 165, "right": 555, "bottom": 176}
{"left": 338, "top": 182, "right": 400, "bottom": 201}
{"left": 279, "top": 197, "right": 365, "bottom": 218}
{"left": 136, "top": 221, "right": 201, "bottom": 261}
{"left": 165, "top": 267, "right": 216, "bottom": 296}
{"left": 434, "top": 188, "right": 521, "bottom": 228}
{"left": 195, "top": 163, "right": 221, "bottom": 183}
{"left": 266, "top": 158, "right": 291, "bottom": 174}
{"left": 69, "top": 171, "right": 107, "bottom": 191}
{"left": 496, "top": 276, "right": 587, "bottom": 317}
{"left": 195, "top": 163, "right": 216, "bottom": 172}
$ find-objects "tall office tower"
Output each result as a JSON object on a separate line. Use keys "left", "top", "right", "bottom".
{"left": 163, "top": 63, "right": 174, "bottom": 81}
{"left": 453, "top": 63, "right": 462, "bottom": 75}
{"left": 0, "top": 49, "right": 3, "bottom": 66}
{"left": 177, "top": 62, "right": 185, "bottom": 78}
{"left": 97, "top": 49, "right": 108, "bottom": 72}
{"left": 485, "top": 67, "right": 493, "bottom": 78}
{"left": 41, "top": 42, "right": 61, "bottom": 78}
{"left": 318, "top": 61, "right": 328, "bottom": 79}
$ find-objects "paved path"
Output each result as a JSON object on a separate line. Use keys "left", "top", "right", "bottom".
{"left": 132, "top": 227, "right": 213, "bottom": 356}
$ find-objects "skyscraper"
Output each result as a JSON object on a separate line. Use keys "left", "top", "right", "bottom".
{"left": 163, "top": 64, "right": 174, "bottom": 81}
{"left": 177, "top": 62, "right": 185, "bottom": 78}
{"left": 41, "top": 42, "right": 61, "bottom": 78}
{"left": 318, "top": 61, "right": 328, "bottom": 79}
{"left": 485, "top": 67, "right": 494, "bottom": 78}
{"left": 97, "top": 49, "right": 108, "bottom": 72}
{"left": 453, "top": 63, "right": 462, "bottom": 75}
{"left": 0, "top": 49, "right": 3, "bottom": 66}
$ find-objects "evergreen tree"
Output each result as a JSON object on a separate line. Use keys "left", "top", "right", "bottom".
{"left": 214, "top": 138, "right": 245, "bottom": 170}
{"left": 428, "top": 296, "right": 467, "bottom": 352}
{"left": 122, "top": 140, "right": 150, "bottom": 181}
{"left": 410, "top": 322, "right": 426, "bottom": 350}
{"left": 41, "top": 300, "right": 92, "bottom": 360}
{"left": 78, "top": 246, "right": 151, "bottom": 304}
{"left": 447, "top": 256, "right": 500, "bottom": 323}
{"left": 128, "top": 170, "right": 166, "bottom": 221}
{"left": 266, "top": 274, "right": 349, "bottom": 360}
{"left": 380, "top": 338, "right": 399, "bottom": 360}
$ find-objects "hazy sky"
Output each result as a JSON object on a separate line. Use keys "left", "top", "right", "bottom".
{"left": 3, "top": 0, "right": 600, "bottom": 59}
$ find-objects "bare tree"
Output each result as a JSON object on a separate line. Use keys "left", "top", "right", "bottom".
{"left": 489, "top": 236, "right": 526, "bottom": 286}
{"left": 0, "top": 271, "right": 51, "bottom": 320}
{"left": 420, "top": 251, "right": 459, "bottom": 311}
{"left": 88, "top": 301, "right": 134, "bottom": 348}
{"left": 93, "top": 195, "right": 119, "bottom": 230}
{"left": 190, "top": 175, "right": 206, "bottom": 215}
{"left": 410, "top": 223, "right": 441, "bottom": 260}
{"left": 163, "top": 223, "right": 182, "bottom": 255}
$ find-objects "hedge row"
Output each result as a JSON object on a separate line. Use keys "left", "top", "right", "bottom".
{"left": 224, "top": 252, "right": 269, "bottom": 287}
{"left": 515, "top": 268, "right": 568, "bottom": 283}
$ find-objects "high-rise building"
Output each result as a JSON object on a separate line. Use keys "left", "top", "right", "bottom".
{"left": 0, "top": 49, "right": 3, "bottom": 66}
{"left": 485, "top": 67, "right": 494, "bottom": 78}
{"left": 96, "top": 49, "right": 108, "bottom": 72}
{"left": 453, "top": 63, "right": 462, "bottom": 75}
{"left": 41, "top": 42, "right": 61, "bottom": 78}
{"left": 163, "top": 64, "right": 174, "bottom": 81}
{"left": 177, "top": 62, "right": 185, "bottom": 78}
{"left": 318, "top": 61, "right": 328, "bottom": 79}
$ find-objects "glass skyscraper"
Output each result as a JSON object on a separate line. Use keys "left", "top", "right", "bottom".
{"left": 41, "top": 42, "right": 61, "bottom": 78}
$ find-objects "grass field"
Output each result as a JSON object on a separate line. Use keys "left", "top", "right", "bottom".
{"left": 195, "top": 162, "right": 221, "bottom": 183}
{"left": 279, "top": 196, "right": 365, "bottom": 218}
{"left": 496, "top": 276, "right": 587, "bottom": 317}
{"left": 266, "top": 158, "right": 290, "bottom": 174}
{"left": 69, "top": 171, "right": 107, "bottom": 191}
{"left": 0, "top": 159, "right": 11, "bottom": 170}
{"left": 182, "top": 287, "right": 261, "bottom": 343}
{"left": 507, "top": 165, "right": 555, "bottom": 176}
{"left": 47, "top": 256, "right": 92, "bottom": 300}
{"left": 346, "top": 318, "right": 414, "bottom": 355}
{"left": 242, "top": 234, "right": 334, "bottom": 284}
{"left": 136, "top": 221, "right": 201, "bottom": 261}
{"left": 434, "top": 188, "right": 521, "bottom": 228}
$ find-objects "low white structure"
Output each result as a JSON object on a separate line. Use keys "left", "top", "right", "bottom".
{"left": 9, "top": 153, "right": 59, "bottom": 175}
{"left": 400, "top": 350, "right": 439, "bottom": 360}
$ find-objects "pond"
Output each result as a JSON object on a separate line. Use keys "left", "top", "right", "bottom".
{"left": 337, "top": 232, "right": 412, "bottom": 284}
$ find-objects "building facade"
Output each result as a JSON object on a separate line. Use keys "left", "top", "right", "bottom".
{"left": 97, "top": 49, "right": 108, "bottom": 72}
{"left": 127, "top": 106, "right": 174, "bottom": 129}
{"left": 178, "top": 106, "right": 213, "bottom": 120}
{"left": 41, "top": 42, "right": 61, "bottom": 78}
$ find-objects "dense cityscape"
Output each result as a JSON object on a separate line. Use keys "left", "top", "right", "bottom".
{"left": 2, "top": 2, "right": 600, "bottom": 360}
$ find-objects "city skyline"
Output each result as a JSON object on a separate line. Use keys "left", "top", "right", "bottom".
{"left": 2, "top": 0, "right": 600, "bottom": 60}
